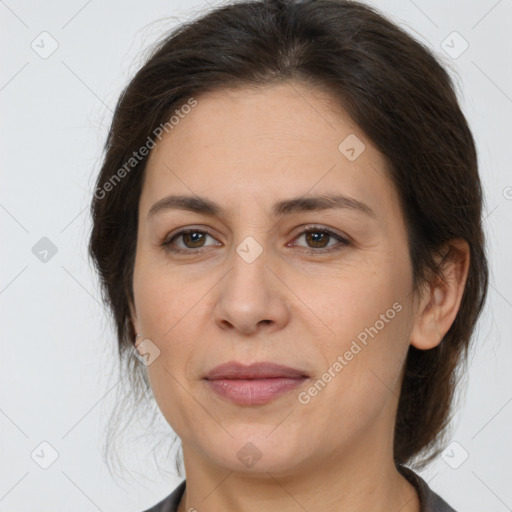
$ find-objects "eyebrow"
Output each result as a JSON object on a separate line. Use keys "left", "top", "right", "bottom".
{"left": 147, "top": 193, "right": 376, "bottom": 219}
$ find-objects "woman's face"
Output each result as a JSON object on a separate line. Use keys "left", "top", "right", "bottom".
{"left": 131, "top": 82, "right": 421, "bottom": 475}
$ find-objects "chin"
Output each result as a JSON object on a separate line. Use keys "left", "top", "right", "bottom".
{"left": 200, "top": 433, "right": 310, "bottom": 476}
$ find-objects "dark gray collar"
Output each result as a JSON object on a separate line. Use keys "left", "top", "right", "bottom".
{"left": 143, "top": 466, "right": 457, "bottom": 512}
{"left": 398, "top": 464, "right": 457, "bottom": 512}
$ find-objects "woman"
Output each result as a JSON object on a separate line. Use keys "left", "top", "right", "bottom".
{"left": 88, "top": 1, "right": 488, "bottom": 510}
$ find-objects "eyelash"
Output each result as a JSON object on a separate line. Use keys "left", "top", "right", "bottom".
{"left": 161, "top": 226, "right": 351, "bottom": 255}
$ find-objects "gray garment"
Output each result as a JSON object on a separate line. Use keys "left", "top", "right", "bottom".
{"left": 398, "top": 465, "right": 457, "bottom": 512}
{"left": 142, "top": 465, "right": 456, "bottom": 512}
{"left": 142, "top": 480, "right": 185, "bottom": 512}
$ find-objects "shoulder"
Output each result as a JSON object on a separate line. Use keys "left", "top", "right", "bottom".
{"left": 141, "top": 480, "right": 186, "bottom": 512}
{"left": 397, "top": 464, "right": 457, "bottom": 512}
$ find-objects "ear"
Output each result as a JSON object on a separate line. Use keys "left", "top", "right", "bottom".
{"left": 128, "top": 299, "right": 141, "bottom": 341}
{"left": 410, "top": 239, "right": 470, "bottom": 350}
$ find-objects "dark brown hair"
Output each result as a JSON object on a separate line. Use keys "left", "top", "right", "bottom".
{"left": 89, "top": 0, "right": 488, "bottom": 475}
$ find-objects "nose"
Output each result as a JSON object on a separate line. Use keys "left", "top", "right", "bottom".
{"left": 212, "top": 245, "right": 291, "bottom": 336}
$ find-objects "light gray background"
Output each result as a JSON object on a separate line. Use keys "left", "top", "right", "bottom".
{"left": 1, "top": 0, "right": 511, "bottom": 510}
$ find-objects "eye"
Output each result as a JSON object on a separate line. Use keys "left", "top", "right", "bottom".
{"left": 161, "top": 226, "right": 350, "bottom": 255}
{"left": 289, "top": 226, "right": 350, "bottom": 254}
{"left": 162, "top": 228, "right": 219, "bottom": 253}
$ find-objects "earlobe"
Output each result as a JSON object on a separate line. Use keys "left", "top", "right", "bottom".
{"left": 410, "top": 239, "right": 470, "bottom": 351}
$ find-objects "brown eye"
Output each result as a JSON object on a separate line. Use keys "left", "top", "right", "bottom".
{"left": 291, "top": 227, "right": 350, "bottom": 254}
{"left": 304, "top": 230, "right": 331, "bottom": 248}
{"left": 180, "top": 231, "right": 207, "bottom": 249}
{"left": 163, "top": 229, "right": 219, "bottom": 253}
{"left": 161, "top": 226, "right": 349, "bottom": 255}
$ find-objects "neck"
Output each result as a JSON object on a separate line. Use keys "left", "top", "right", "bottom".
{"left": 177, "top": 437, "right": 420, "bottom": 512}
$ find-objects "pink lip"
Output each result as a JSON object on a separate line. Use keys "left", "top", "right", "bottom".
{"left": 204, "top": 361, "right": 309, "bottom": 405}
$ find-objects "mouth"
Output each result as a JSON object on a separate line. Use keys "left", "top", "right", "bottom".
{"left": 203, "top": 361, "right": 309, "bottom": 405}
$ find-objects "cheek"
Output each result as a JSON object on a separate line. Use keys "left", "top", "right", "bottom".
{"left": 134, "top": 260, "right": 204, "bottom": 341}
{"left": 145, "top": 359, "right": 200, "bottom": 443}
{"left": 304, "top": 267, "right": 412, "bottom": 412}
{"left": 315, "top": 265, "right": 407, "bottom": 348}
{"left": 299, "top": 310, "right": 411, "bottom": 446}
{"left": 132, "top": 262, "right": 209, "bottom": 412}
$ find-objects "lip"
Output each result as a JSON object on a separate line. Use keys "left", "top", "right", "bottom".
{"left": 205, "top": 361, "right": 309, "bottom": 380}
{"left": 204, "top": 361, "right": 309, "bottom": 405}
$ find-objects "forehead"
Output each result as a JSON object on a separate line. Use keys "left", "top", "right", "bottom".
{"left": 141, "top": 82, "right": 399, "bottom": 221}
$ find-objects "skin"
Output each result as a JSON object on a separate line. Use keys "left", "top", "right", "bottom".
{"left": 129, "top": 81, "right": 470, "bottom": 512}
